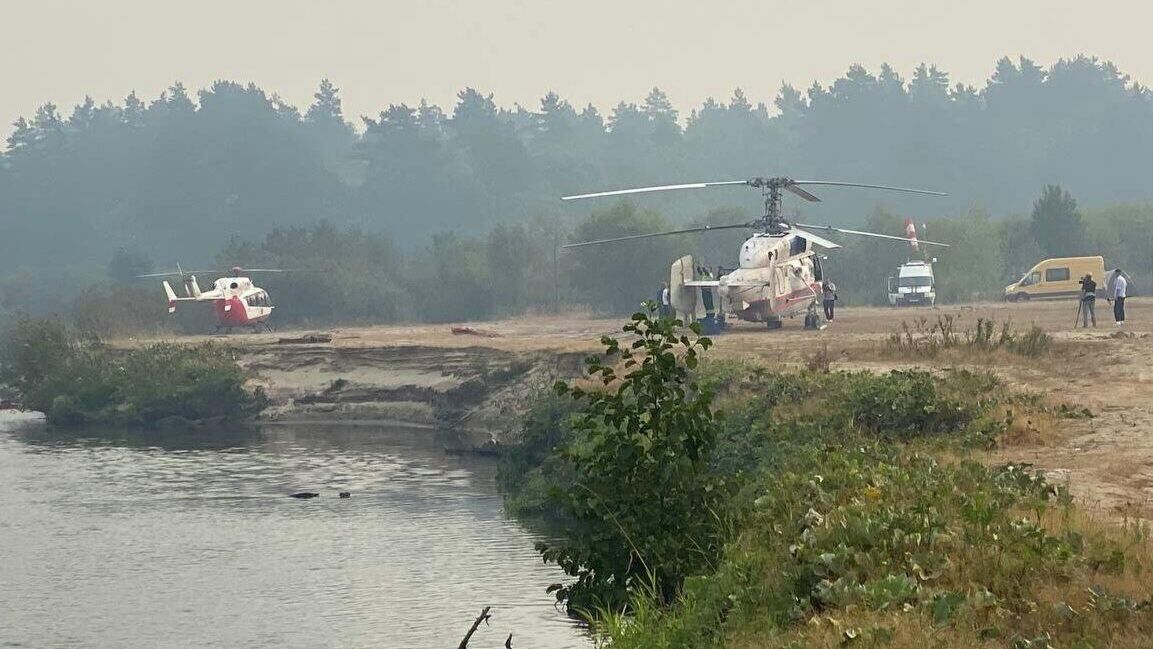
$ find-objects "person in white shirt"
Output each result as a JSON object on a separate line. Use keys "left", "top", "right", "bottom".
{"left": 1109, "top": 268, "right": 1128, "bottom": 325}
{"left": 660, "top": 282, "right": 671, "bottom": 318}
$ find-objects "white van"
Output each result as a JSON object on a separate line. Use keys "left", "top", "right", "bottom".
{"left": 887, "top": 260, "right": 936, "bottom": 306}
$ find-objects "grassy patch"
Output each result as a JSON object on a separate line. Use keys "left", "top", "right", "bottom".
{"left": 499, "top": 317, "right": 1152, "bottom": 648}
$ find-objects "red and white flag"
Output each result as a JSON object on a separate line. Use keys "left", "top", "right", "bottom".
{"left": 904, "top": 218, "right": 920, "bottom": 251}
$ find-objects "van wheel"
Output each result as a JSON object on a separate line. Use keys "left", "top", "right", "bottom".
{"left": 1017, "top": 293, "right": 1030, "bottom": 302}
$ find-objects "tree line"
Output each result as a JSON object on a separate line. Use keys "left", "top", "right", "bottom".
{"left": 3, "top": 55, "right": 1153, "bottom": 326}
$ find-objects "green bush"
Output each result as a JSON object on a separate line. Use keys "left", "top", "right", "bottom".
{"left": 538, "top": 306, "right": 725, "bottom": 613}
{"left": 0, "top": 316, "right": 265, "bottom": 427}
{"left": 598, "top": 446, "right": 1153, "bottom": 649}
{"left": 496, "top": 390, "right": 578, "bottom": 518}
{"left": 846, "top": 369, "right": 972, "bottom": 439}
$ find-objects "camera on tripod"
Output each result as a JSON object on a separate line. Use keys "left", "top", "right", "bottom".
{"left": 1077, "top": 274, "right": 1097, "bottom": 303}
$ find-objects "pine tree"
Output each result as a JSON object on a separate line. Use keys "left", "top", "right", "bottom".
{"left": 306, "top": 78, "right": 344, "bottom": 124}
{"left": 1030, "top": 184, "right": 1087, "bottom": 257}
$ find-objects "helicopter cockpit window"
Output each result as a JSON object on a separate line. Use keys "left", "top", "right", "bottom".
{"left": 789, "top": 237, "right": 807, "bottom": 257}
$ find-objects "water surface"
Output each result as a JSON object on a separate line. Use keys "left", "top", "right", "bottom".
{"left": 0, "top": 414, "right": 587, "bottom": 648}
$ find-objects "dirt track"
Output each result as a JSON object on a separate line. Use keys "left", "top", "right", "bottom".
{"left": 139, "top": 298, "right": 1153, "bottom": 518}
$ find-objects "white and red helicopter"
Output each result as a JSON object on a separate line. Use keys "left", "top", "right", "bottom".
{"left": 138, "top": 265, "right": 285, "bottom": 332}
{"left": 562, "top": 177, "right": 949, "bottom": 329}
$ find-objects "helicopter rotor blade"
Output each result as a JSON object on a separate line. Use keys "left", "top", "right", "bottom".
{"left": 562, "top": 223, "right": 751, "bottom": 249}
{"left": 783, "top": 184, "right": 822, "bottom": 202}
{"left": 561, "top": 180, "right": 748, "bottom": 201}
{"left": 136, "top": 270, "right": 215, "bottom": 278}
{"left": 789, "top": 229, "right": 842, "bottom": 249}
{"left": 795, "top": 223, "right": 951, "bottom": 247}
{"left": 792, "top": 181, "right": 947, "bottom": 197}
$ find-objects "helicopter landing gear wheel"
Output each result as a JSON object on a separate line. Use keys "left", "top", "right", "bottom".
{"left": 803, "top": 303, "right": 825, "bottom": 330}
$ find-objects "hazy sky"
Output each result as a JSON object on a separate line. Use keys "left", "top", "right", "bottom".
{"left": 4, "top": 0, "right": 1151, "bottom": 134}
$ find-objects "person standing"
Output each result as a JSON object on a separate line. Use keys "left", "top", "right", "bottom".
{"left": 1110, "top": 268, "right": 1128, "bottom": 326}
{"left": 660, "top": 282, "right": 672, "bottom": 318}
{"left": 822, "top": 279, "right": 838, "bottom": 321}
{"left": 1078, "top": 273, "right": 1096, "bottom": 328}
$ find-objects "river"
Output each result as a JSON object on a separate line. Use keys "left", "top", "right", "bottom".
{"left": 0, "top": 413, "right": 589, "bottom": 649}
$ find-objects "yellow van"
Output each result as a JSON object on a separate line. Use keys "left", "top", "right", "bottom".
{"left": 1004, "top": 256, "right": 1105, "bottom": 301}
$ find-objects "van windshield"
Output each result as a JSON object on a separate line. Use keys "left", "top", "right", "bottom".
{"left": 898, "top": 276, "right": 932, "bottom": 287}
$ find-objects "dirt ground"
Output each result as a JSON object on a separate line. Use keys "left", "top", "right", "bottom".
{"left": 140, "top": 298, "right": 1153, "bottom": 519}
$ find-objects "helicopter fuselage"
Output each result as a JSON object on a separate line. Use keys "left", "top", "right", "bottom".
{"left": 162, "top": 275, "right": 274, "bottom": 329}
{"left": 677, "top": 232, "right": 823, "bottom": 324}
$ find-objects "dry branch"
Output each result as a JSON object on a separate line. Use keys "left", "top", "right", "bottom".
{"left": 456, "top": 606, "right": 492, "bottom": 649}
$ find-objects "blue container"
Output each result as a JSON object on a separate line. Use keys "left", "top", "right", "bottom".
{"left": 699, "top": 314, "right": 725, "bottom": 335}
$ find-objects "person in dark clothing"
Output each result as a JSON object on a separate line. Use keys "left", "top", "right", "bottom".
{"left": 821, "top": 279, "right": 838, "bottom": 321}
{"left": 1078, "top": 273, "right": 1096, "bottom": 328}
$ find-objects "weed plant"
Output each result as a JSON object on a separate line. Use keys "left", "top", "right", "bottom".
{"left": 887, "top": 315, "right": 1052, "bottom": 358}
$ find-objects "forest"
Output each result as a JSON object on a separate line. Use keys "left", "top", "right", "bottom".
{"left": 3, "top": 55, "right": 1153, "bottom": 328}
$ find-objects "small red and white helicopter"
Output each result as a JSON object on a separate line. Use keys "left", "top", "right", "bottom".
{"left": 139, "top": 265, "right": 285, "bottom": 333}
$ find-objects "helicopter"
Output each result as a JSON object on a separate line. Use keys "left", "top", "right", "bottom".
{"left": 138, "top": 265, "right": 286, "bottom": 333}
{"left": 562, "top": 177, "right": 950, "bottom": 329}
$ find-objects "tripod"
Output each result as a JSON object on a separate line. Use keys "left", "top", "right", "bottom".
{"left": 1074, "top": 296, "right": 1096, "bottom": 328}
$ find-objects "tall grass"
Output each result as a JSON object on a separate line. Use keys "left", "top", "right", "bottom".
{"left": 887, "top": 315, "right": 1052, "bottom": 358}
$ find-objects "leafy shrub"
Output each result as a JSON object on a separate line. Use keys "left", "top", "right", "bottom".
{"left": 846, "top": 369, "right": 972, "bottom": 439}
{"left": 600, "top": 445, "right": 1153, "bottom": 649}
{"left": 0, "top": 316, "right": 264, "bottom": 426}
{"left": 538, "top": 306, "right": 725, "bottom": 613}
{"left": 496, "top": 390, "right": 578, "bottom": 518}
